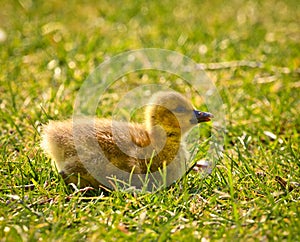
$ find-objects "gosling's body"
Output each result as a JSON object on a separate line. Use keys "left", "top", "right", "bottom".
{"left": 41, "top": 92, "right": 212, "bottom": 190}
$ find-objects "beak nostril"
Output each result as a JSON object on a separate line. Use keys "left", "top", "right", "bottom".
{"left": 193, "top": 110, "right": 213, "bottom": 123}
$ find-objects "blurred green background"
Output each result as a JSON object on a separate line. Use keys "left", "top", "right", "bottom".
{"left": 0, "top": 0, "right": 299, "bottom": 241}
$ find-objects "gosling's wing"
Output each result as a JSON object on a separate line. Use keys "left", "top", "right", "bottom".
{"left": 128, "top": 123, "right": 151, "bottom": 148}
{"left": 95, "top": 120, "right": 152, "bottom": 159}
{"left": 94, "top": 120, "right": 151, "bottom": 149}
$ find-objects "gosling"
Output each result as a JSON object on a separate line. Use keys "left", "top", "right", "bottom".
{"left": 41, "top": 91, "right": 213, "bottom": 191}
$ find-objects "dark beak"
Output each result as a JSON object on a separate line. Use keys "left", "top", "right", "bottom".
{"left": 192, "top": 110, "right": 214, "bottom": 123}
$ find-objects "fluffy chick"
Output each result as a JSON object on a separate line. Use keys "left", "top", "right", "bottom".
{"left": 41, "top": 91, "right": 213, "bottom": 190}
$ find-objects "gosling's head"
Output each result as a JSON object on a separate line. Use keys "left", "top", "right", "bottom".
{"left": 145, "top": 91, "right": 213, "bottom": 135}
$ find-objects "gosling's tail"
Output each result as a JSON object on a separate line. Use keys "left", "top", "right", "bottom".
{"left": 40, "top": 120, "right": 74, "bottom": 171}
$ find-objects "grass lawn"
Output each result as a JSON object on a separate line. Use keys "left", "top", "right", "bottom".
{"left": 0, "top": 0, "right": 299, "bottom": 241}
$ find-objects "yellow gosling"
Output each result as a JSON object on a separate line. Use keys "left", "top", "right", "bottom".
{"left": 41, "top": 91, "right": 213, "bottom": 190}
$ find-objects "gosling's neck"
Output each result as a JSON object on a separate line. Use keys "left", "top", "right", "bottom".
{"left": 146, "top": 118, "right": 182, "bottom": 149}
{"left": 144, "top": 121, "right": 182, "bottom": 172}
{"left": 145, "top": 107, "right": 182, "bottom": 144}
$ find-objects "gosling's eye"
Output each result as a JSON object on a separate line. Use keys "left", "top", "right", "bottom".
{"left": 173, "top": 106, "right": 187, "bottom": 113}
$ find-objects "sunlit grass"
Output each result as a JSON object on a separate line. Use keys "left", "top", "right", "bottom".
{"left": 0, "top": 0, "right": 299, "bottom": 241}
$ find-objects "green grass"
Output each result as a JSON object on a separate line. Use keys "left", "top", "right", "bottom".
{"left": 1, "top": 0, "right": 299, "bottom": 241}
